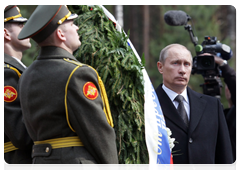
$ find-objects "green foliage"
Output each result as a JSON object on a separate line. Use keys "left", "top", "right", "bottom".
{"left": 69, "top": 5, "right": 148, "bottom": 164}
{"left": 22, "top": 40, "right": 40, "bottom": 66}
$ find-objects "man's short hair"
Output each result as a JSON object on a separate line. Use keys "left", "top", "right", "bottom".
{"left": 4, "top": 22, "right": 24, "bottom": 31}
{"left": 38, "top": 22, "right": 66, "bottom": 47}
{"left": 159, "top": 44, "right": 192, "bottom": 63}
{"left": 38, "top": 31, "right": 56, "bottom": 47}
{"left": 4, "top": 22, "right": 11, "bottom": 29}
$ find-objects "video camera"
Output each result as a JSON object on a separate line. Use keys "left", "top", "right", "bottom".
{"left": 192, "top": 36, "right": 232, "bottom": 74}
{"left": 164, "top": 10, "right": 233, "bottom": 98}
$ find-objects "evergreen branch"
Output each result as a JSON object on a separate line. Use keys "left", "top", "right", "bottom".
{"left": 70, "top": 5, "right": 148, "bottom": 164}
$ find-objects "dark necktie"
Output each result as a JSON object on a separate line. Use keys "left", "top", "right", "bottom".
{"left": 174, "top": 95, "right": 188, "bottom": 126}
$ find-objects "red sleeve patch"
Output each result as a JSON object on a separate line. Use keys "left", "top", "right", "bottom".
{"left": 83, "top": 82, "right": 98, "bottom": 100}
{"left": 4, "top": 86, "right": 18, "bottom": 102}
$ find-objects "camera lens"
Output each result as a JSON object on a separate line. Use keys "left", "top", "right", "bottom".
{"left": 201, "top": 58, "right": 212, "bottom": 68}
{"left": 195, "top": 55, "right": 215, "bottom": 70}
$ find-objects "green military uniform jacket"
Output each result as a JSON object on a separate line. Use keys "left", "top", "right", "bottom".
{"left": 4, "top": 53, "right": 33, "bottom": 164}
{"left": 19, "top": 46, "right": 118, "bottom": 164}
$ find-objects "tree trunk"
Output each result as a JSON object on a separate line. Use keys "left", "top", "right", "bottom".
{"left": 115, "top": 5, "right": 124, "bottom": 28}
{"left": 143, "top": 5, "right": 150, "bottom": 66}
{"left": 227, "top": 5, "right": 236, "bottom": 70}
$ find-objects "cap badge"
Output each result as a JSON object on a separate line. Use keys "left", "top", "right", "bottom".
{"left": 83, "top": 82, "right": 98, "bottom": 100}
{"left": 4, "top": 86, "right": 17, "bottom": 102}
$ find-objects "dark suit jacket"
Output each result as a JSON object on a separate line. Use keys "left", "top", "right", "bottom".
{"left": 221, "top": 64, "right": 236, "bottom": 161}
{"left": 4, "top": 53, "right": 33, "bottom": 164}
{"left": 155, "top": 84, "right": 233, "bottom": 164}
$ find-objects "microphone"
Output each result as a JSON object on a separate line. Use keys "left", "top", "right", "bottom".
{"left": 164, "top": 10, "right": 190, "bottom": 26}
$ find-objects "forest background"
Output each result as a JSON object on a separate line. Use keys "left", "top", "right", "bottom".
{"left": 18, "top": 5, "right": 236, "bottom": 109}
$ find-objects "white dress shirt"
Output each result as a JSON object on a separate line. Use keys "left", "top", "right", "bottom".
{"left": 12, "top": 56, "right": 27, "bottom": 68}
{"left": 162, "top": 84, "right": 190, "bottom": 120}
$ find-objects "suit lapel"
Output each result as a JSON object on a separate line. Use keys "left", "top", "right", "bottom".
{"left": 156, "top": 84, "right": 188, "bottom": 133}
{"left": 187, "top": 87, "right": 207, "bottom": 135}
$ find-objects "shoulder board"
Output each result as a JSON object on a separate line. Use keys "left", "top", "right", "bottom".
{"left": 4, "top": 63, "right": 21, "bottom": 78}
{"left": 63, "top": 58, "right": 98, "bottom": 73}
{"left": 63, "top": 58, "right": 84, "bottom": 67}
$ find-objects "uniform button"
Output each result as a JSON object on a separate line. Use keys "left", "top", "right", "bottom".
{"left": 189, "top": 138, "right": 193, "bottom": 143}
{"left": 45, "top": 147, "right": 50, "bottom": 153}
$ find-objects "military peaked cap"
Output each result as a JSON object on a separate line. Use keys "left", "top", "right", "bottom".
{"left": 18, "top": 5, "right": 78, "bottom": 43}
{"left": 4, "top": 5, "right": 27, "bottom": 23}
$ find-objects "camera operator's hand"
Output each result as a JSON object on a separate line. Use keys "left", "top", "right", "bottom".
{"left": 225, "top": 85, "right": 233, "bottom": 108}
{"left": 214, "top": 55, "right": 226, "bottom": 66}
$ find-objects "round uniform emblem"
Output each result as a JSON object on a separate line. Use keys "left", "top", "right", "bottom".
{"left": 83, "top": 82, "right": 98, "bottom": 100}
{"left": 4, "top": 86, "right": 18, "bottom": 102}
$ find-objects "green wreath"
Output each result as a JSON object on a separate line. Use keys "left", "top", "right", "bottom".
{"left": 69, "top": 5, "right": 148, "bottom": 164}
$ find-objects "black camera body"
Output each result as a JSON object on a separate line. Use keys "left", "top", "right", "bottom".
{"left": 191, "top": 36, "right": 230, "bottom": 98}
{"left": 192, "top": 36, "right": 232, "bottom": 75}
{"left": 192, "top": 54, "right": 221, "bottom": 97}
{"left": 193, "top": 55, "right": 215, "bottom": 71}
{"left": 192, "top": 36, "right": 219, "bottom": 76}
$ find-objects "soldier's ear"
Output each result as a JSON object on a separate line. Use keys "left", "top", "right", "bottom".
{"left": 4, "top": 28, "right": 11, "bottom": 41}
{"left": 56, "top": 28, "right": 66, "bottom": 42}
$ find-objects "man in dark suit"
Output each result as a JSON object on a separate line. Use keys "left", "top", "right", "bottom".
{"left": 155, "top": 44, "right": 233, "bottom": 164}
{"left": 18, "top": 5, "right": 118, "bottom": 164}
{"left": 4, "top": 5, "right": 33, "bottom": 164}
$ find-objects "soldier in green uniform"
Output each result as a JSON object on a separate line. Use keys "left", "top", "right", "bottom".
{"left": 4, "top": 5, "right": 33, "bottom": 163}
{"left": 18, "top": 5, "right": 118, "bottom": 164}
